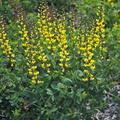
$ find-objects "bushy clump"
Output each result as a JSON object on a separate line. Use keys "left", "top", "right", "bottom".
{"left": 0, "top": 0, "right": 119, "bottom": 120}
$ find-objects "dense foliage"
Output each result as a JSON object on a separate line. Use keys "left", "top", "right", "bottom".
{"left": 0, "top": 0, "right": 120, "bottom": 120}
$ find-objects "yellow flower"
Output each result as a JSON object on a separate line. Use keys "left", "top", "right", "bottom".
{"left": 29, "top": 71, "right": 33, "bottom": 75}
{"left": 32, "top": 66, "right": 37, "bottom": 70}
{"left": 47, "top": 64, "right": 51, "bottom": 67}
{"left": 32, "top": 80, "right": 36, "bottom": 84}
{"left": 84, "top": 70, "right": 89, "bottom": 74}
{"left": 66, "top": 58, "right": 70, "bottom": 61}
{"left": 38, "top": 56, "right": 42, "bottom": 60}
{"left": 47, "top": 46, "right": 51, "bottom": 50}
{"left": 90, "top": 77, "right": 94, "bottom": 80}
{"left": 60, "top": 59, "right": 64, "bottom": 62}
{"left": 32, "top": 60, "right": 36, "bottom": 64}
{"left": 77, "top": 51, "right": 80, "bottom": 54}
{"left": 11, "top": 59, "right": 16, "bottom": 63}
{"left": 107, "top": 0, "right": 111, "bottom": 3}
{"left": 37, "top": 81, "right": 44, "bottom": 84}
{"left": 90, "top": 66, "right": 95, "bottom": 70}
{"left": 52, "top": 46, "right": 56, "bottom": 50}
{"left": 47, "top": 69, "right": 50, "bottom": 73}
{"left": 59, "top": 63, "right": 63, "bottom": 67}
{"left": 41, "top": 63, "right": 45, "bottom": 69}
{"left": 11, "top": 63, "right": 14, "bottom": 67}
{"left": 111, "top": 2, "right": 114, "bottom": 6}
{"left": 42, "top": 56, "right": 47, "bottom": 62}
{"left": 84, "top": 53, "right": 87, "bottom": 57}
{"left": 32, "top": 76, "right": 35, "bottom": 80}
{"left": 51, "top": 53, "right": 54, "bottom": 56}
{"left": 101, "top": 34, "right": 105, "bottom": 38}
{"left": 1, "top": 45, "right": 4, "bottom": 48}
{"left": 62, "top": 69, "right": 65, "bottom": 72}
{"left": 34, "top": 72, "right": 39, "bottom": 76}
{"left": 19, "top": 31, "right": 23, "bottom": 34}
{"left": 113, "top": 22, "right": 118, "bottom": 30}
{"left": 65, "top": 63, "right": 69, "bottom": 68}
{"left": 34, "top": 75, "right": 37, "bottom": 79}
{"left": 82, "top": 78, "right": 88, "bottom": 82}
{"left": 84, "top": 58, "right": 89, "bottom": 63}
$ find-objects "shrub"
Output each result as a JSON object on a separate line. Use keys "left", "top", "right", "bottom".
{"left": 0, "top": 0, "right": 119, "bottom": 120}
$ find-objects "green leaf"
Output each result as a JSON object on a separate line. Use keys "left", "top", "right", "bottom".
{"left": 46, "top": 89, "right": 53, "bottom": 96}
{"left": 62, "top": 78, "right": 72, "bottom": 84}
{"left": 0, "top": 99, "right": 2, "bottom": 103}
{"left": 46, "top": 107, "right": 58, "bottom": 115}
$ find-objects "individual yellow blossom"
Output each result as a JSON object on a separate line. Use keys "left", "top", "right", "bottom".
{"left": 59, "top": 63, "right": 63, "bottom": 67}
{"left": 60, "top": 59, "right": 64, "bottom": 62}
{"left": 82, "top": 78, "right": 88, "bottom": 82}
{"left": 47, "top": 46, "right": 51, "bottom": 50}
{"left": 41, "top": 63, "right": 45, "bottom": 69}
{"left": 66, "top": 58, "right": 70, "bottom": 61}
{"left": 65, "top": 63, "right": 69, "bottom": 68}
{"left": 62, "top": 69, "right": 65, "bottom": 72}
{"left": 113, "top": 22, "right": 118, "bottom": 30}
{"left": 32, "top": 80, "right": 36, "bottom": 84}
{"left": 47, "top": 69, "right": 50, "bottom": 73}
{"left": 37, "top": 80, "right": 44, "bottom": 84}
{"left": 84, "top": 70, "right": 89, "bottom": 74}
{"left": 107, "top": 0, "right": 111, "bottom": 3}
{"left": 90, "top": 66, "right": 95, "bottom": 70}
{"left": 111, "top": 2, "right": 114, "bottom": 6}
{"left": 47, "top": 64, "right": 51, "bottom": 67}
